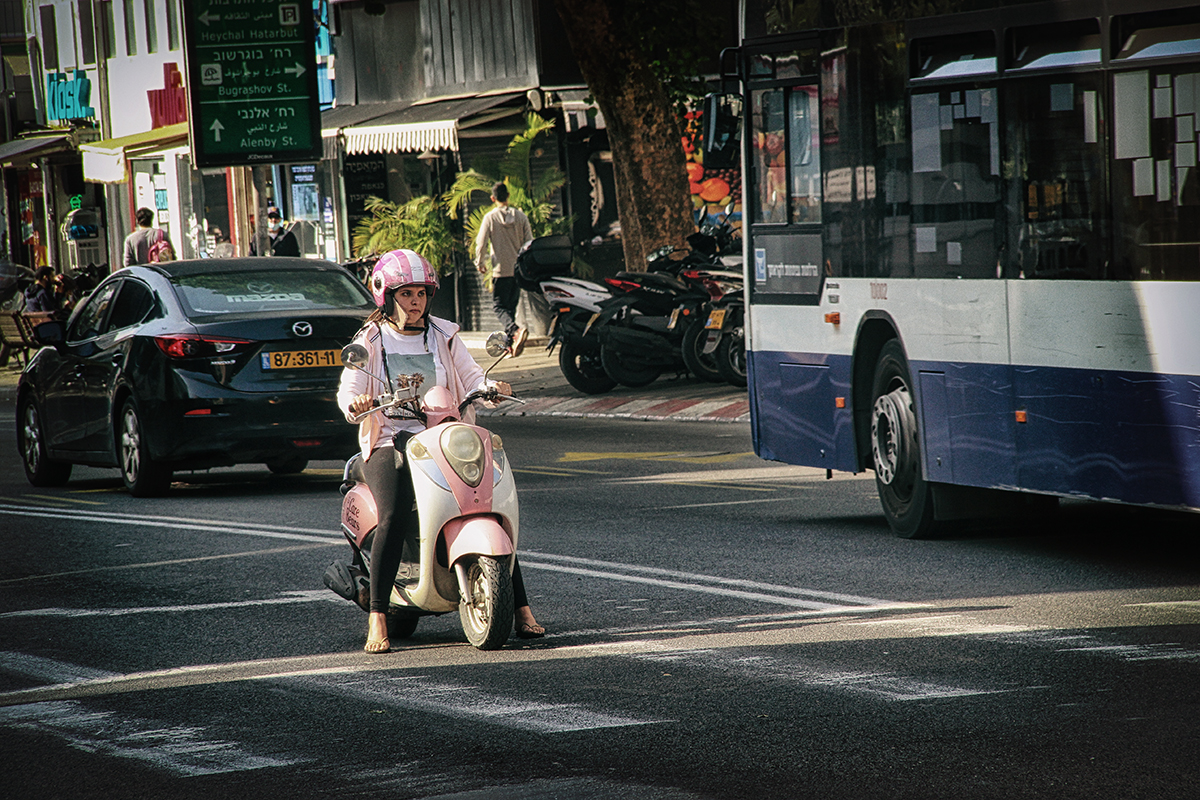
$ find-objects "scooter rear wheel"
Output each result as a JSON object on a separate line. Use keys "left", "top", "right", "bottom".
{"left": 459, "top": 556, "right": 514, "bottom": 650}
{"left": 558, "top": 337, "right": 616, "bottom": 394}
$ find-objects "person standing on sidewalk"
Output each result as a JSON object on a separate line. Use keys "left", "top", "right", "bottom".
{"left": 474, "top": 182, "right": 532, "bottom": 355}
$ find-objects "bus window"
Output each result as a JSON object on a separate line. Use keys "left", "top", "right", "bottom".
{"left": 911, "top": 32, "right": 996, "bottom": 81}
{"left": 910, "top": 88, "right": 1001, "bottom": 278}
{"left": 1115, "top": 8, "right": 1200, "bottom": 61}
{"left": 751, "top": 88, "right": 787, "bottom": 223}
{"left": 790, "top": 87, "right": 821, "bottom": 224}
{"left": 1111, "top": 67, "right": 1200, "bottom": 280}
{"left": 1004, "top": 76, "right": 1108, "bottom": 279}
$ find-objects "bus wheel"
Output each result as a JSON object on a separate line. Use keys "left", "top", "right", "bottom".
{"left": 870, "top": 340, "right": 939, "bottom": 538}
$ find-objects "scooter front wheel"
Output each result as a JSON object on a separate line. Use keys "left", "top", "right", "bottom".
{"left": 458, "top": 556, "right": 514, "bottom": 650}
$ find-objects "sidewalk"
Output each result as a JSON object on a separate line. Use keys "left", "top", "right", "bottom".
{"left": 461, "top": 333, "right": 749, "bottom": 424}
{"left": 0, "top": 335, "right": 749, "bottom": 424}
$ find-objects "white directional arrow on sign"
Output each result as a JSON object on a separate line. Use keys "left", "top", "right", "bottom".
{"left": 210, "top": 119, "right": 225, "bottom": 142}
{"left": 284, "top": 63, "right": 306, "bottom": 78}
{"left": 198, "top": 10, "right": 220, "bottom": 26}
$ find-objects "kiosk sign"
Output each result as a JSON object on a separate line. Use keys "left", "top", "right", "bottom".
{"left": 182, "top": 0, "right": 322, "bottom": 167}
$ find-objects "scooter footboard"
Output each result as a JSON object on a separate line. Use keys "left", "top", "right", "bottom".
{"left": 442, "top": 515, "right": 514, "bottom": 567}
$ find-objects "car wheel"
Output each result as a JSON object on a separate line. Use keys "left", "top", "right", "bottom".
{"left": 17, "top": 396, "right": 72, "bottom": 487}
{"left": 120, "top": 399, "right": 172, "bottom": 497}
{"left": 266, "top": 456, "right": 308, "bottom": 474}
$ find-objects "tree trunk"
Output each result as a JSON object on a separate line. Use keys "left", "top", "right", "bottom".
{"left": 550, "top": 0, "right": 695, "bottom": 272}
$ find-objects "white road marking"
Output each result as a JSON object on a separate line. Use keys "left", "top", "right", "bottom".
{"left": 633, "top": 649, "right": 1002, "bottom": 702}
{"left": 523, "top": 551, "right": 906, "bottom": 608}
{"left": 0, "top": 701, "right": 301, "bottom": 776}
{"left": 299, "top": 673, "right": 669, "bottom": 732}
{"left": 0, "top": 590, "right": 337, "bottom": 619}
{"left": 0, "top": 504, "right": 335, "bottom": 542}
{"left": 0, "top": 654, "right": 299, "bottom": 776}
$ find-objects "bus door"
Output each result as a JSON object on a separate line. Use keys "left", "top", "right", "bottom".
{"left": 742, "top": 47, "right": 835, "bottom": 467}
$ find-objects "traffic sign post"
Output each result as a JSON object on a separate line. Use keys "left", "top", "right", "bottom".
{"left": 182, "top": 0, "right": 323, "bottom": 167}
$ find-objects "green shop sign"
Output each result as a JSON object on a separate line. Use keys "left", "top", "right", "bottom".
{"left": 182, "top": 0, "right": 322, "bottom": 167}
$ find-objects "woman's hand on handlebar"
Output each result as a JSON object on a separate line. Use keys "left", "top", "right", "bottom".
{"left": 492, "top": 381, "right": 512, "bottom": 398}
{"left": 348, "top": 393, "right": 375, "bottom": 414}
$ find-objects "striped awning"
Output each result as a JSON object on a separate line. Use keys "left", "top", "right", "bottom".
{"left": 337, "top": 93, "right": 523, "bottom": 155}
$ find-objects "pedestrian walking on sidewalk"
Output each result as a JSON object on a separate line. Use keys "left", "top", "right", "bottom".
{"left": 474, "top": 182, "right": 532, "bottom": 355}
{"left": 123, "top": 208, "right": 174, "bottom": 266}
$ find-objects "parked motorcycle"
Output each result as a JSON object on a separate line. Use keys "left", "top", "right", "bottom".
{"left": 587, "top": 256, "right": 714, "bottom": 388}
{"left": 515, "top": 235, "right": 621, "bottom": 395}
{"left": 322, "top": 333, "right": 523, "bottom": 650}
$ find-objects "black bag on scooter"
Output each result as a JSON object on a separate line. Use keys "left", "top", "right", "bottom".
{"left": 515, "top": 235, "right": 573, "bottom": 291}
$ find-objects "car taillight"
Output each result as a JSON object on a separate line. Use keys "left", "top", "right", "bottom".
{"left": 154, "top": 334, "right": 253, "bottom": 358}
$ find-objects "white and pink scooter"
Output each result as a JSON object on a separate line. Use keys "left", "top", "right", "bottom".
{"left": 323, "top": 333, "right": 521, "bottom": 650}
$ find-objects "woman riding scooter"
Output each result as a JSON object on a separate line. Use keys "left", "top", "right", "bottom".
{"left": 337, "top": 248, "right": 546, "bottom": 653}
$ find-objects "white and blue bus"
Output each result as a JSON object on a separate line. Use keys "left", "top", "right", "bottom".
{"left": 709, "top": 0, "right": 1200, "bottom": 536}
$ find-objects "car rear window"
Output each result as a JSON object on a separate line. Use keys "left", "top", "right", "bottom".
{"left": 171, "top": 269, "right": 372, "bottom": 316}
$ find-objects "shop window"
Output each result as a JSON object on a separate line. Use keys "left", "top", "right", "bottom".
{"left": 167, "top": 0, "right": 180, "bottom": 51}
{"left": 100, "top": 2, "right": 116, "bottom": 60}
{"left": 1115, "top": 7, "right": 1200, "bottom": 62}
{"left": 1004, "top": 76, "right": 1107, "bottom": 279}
{"left": 39, "top": 6, "right": 59, "bottom": 70}
{"left": 78, "top": 0, "right": 96, "bottom": 66}
{"left": 123, "top": 0, "right": 137, "bottom": 56}
{"left": 1007, "top": 19, "right": 1101, "bottom": 71}
{"left": 143, "top": 0, "right": 158, "bottom": 54}
{"left": 911, "top": 32, "right": 996, "bottom": 82}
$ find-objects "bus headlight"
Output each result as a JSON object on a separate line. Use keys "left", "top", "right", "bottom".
{"left": 441, "top": 426, "right": 485, "bottom": 487}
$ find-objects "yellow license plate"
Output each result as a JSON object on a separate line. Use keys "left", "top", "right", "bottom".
{"left": 705, "top": 309, "right": 727, "bottom": 329}
{"left": 260, "top": 349, "right": 341, "bottom": 370}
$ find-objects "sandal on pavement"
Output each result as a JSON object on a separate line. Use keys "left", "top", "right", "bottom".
{"left": 511, "top": 327, "right": 528, "bottom": 357}
{"left": 364, "top": 638, "right": 391, "bottom": 654}
{"left": 515, "top": 622, "right": 545, "bottom": 639}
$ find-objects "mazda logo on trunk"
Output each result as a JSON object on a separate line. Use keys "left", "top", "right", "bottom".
{"left": 292, "top": 321, "right": 313, "bottom": 337}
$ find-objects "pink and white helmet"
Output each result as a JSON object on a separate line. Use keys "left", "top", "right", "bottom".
{"left": 369, "top": 249, "right": 439, "bottom": 309}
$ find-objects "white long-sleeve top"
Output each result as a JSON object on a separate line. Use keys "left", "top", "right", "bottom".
{"left": 336, "top": 316, "right": 490, "bottom": 460}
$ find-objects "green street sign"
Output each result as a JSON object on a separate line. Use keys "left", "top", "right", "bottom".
{"left": 182, "top": 0, "right": 322, "bottom": 167}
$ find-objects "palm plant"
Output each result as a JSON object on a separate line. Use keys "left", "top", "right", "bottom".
{"left": 350, "top": 195, "right": 461, "bottom": 275}
{"left": 443, "top": 113, "right": 573, "bottom": 286}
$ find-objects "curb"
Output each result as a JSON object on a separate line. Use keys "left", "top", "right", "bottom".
{"left": 1, "top": 338, "right": 751, "bottom": 426}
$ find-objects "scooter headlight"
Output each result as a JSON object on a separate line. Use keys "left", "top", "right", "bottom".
{"left": 441, "top": 426, "right": 485, "bottom": 487}
{"left": 491, "top": 433, "right": 507, "bottom": 484}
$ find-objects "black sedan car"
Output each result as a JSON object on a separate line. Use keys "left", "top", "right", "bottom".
{"left": 16, "top": 258, "right": 372, "bottom": 495}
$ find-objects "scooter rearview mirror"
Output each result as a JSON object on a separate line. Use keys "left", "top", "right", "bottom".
{"left": 482, "top": 330, "right": 511, "bottom": 377}
{"left": 340, "top": 343, "right": 390, "bottom": 386}
{"left": 341, "top": 343, "right": 370, "bottom": 369}
{"left": 484, "top": 331, "right": 509, "bottom": 358}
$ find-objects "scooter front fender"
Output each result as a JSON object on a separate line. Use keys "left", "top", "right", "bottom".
{"left": 443, "top": 515, "right": 514, "bottom": 568}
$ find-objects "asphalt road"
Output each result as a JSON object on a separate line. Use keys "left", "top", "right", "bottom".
{"left": 2, "top": 407, "right": 1199, "bottom": 799}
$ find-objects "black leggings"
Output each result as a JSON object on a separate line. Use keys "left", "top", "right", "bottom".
{"left": 362, "top": 445, "right": 529, "bottom": 613}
